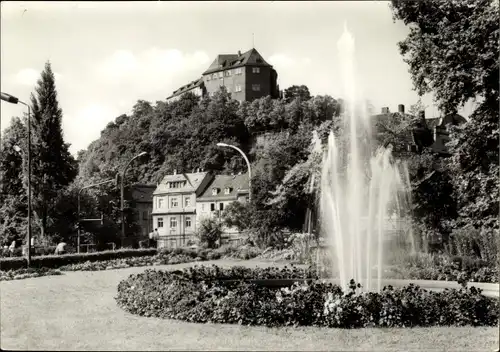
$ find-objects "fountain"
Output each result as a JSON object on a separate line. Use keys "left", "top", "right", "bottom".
{"left": 319, "top": 23, "right": 412, "bottom": 292}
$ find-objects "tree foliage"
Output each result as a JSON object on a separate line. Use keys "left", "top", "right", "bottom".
{"left": 28, "top": 62, "right": 78, "bottom": 241}
{"left": 391, "top": 0, "right": 499, "bottom": 239}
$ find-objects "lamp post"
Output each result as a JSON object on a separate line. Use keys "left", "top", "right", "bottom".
{"left": 216, "top": 143, "right": 252, "bottom": 202}
{"left": 1, "top": 92, "right": 31, "bottom": 267}
{"left": 121, "top": 152, "right": 147, "bottom": 247}
{"left": 77, "top": 179, "right": 114, "bottom": 253}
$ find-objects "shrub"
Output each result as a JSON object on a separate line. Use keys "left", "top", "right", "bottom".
{"left": 0, "top": 248, "right": 158, "bottom": 271}
{"left": 196, "top": 218, "right": 223, "bottom": 249}
{"left": 115, "top": 265, "right": 499, "bottom": 328}
{"left": 0, "top": 267, "right": 63, "bottom": 281}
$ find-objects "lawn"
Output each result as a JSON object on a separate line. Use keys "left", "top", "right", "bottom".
{"left": 1, "top": 259, "right": 498, "bottom": 351}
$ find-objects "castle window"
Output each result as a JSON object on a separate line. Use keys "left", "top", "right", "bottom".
{"left": 252, "top": 67, "right": 260, "bottom": 73}
{"left": 252, "top": 84, "right": 261, "bottom": 91}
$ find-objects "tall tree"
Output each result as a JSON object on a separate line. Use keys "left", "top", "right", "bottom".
{"left": 391, "top": 0, "right": 499, "bottom": 234}
{"left": 29, "top": 61, "right": 78, "bottom": 242}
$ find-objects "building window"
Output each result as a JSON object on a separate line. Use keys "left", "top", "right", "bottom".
{"left": 210, "top": 203, "right": 215, "bottom": 211}
{"left": 227, "top": 70, "right": 232, "bottom": 76}
{"left": 170, "top": 217, "right": 177, "bottom": 229}
{"left": 157, "top": 217, "right": 164, "bottom": 228}
{"left": 219, "top": 203, "right": 224, "bottom": 211}
{"left": 218, "top": 72, "right": 223, "bottom": 79}
{"left": 185, "top": 217, "right": 192, "bottom": 228}
{"left": 235, "top": 85, "right": 242, "bottom": 92}
{"left": 201, "top": 203, "right": 205, "bottom": 211}
{"left": 171, "top": 197, "right": 178, "bottom": 208}
{"left": 252, "top": 67, "right": 260, "bottom": 73}
{"left": 206, "top": 76, "right": 211, "bottom": 81}
{"left": 212, "top": 188, "right": 218, "bottom": 196}
{"left": 212, "top": 73, "right": 217, "bottom": 79}
{"left": 235, "top": 68, "right": 242, "bottom": 75}
{"left": 143, "top": 211, "right": 148, "bottom": 220}
{"left": 185, "top": 197, "right": 190, "bottom": 207}
{"left": 252, "top": 84, "right": 261, "bottom": 91}
{"left": 224, "top": 187, "right": 231, "bottom": 195}
{"left": 158, "top": 198, "right": 164, "bottom": 209}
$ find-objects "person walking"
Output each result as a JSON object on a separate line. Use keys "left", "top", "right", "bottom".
{"left": 54, "top": 241, "right": 67, "bottom": 255}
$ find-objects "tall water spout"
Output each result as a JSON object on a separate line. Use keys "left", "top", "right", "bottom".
{"left": 320, "top": 24, "right": 411, "bottom": 292}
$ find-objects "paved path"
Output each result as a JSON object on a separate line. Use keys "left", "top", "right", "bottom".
{"left": 1, "top": 259, "right": 498, "bottom": 351}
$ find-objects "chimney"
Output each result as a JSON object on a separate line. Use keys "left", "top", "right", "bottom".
{"left": 238, "top": 50, "right": 241, "bottom": 56}
{"left": 381, "top": 107, "right": 390, "bottom": 114}
{"left": 398, "top": 104, "right": 405, "bottom": 114}
{"left": 173, "top": 169, "right": 177, "bottom": 175}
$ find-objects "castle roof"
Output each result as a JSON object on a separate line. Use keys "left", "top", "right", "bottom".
{"left": 168, "top": 77, "right": 204, "bottom": 99}
{"left": 202, "top": 48, "right": 272, "bottom": 75}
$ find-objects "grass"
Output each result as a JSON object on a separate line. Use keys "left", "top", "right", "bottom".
{"left": 1, "top": 259, "right": 498, "bottom": 351}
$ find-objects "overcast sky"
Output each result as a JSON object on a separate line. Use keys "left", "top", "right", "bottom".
{"left": 1, "top": 1, "right": 474, "bottom": 155}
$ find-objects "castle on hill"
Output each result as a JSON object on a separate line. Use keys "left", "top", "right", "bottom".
{"left": 167, "top": 48, "right": 281, "bottom": 103}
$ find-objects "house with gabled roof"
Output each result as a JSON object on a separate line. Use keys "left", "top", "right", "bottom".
{"left": 166, "top": 48, "right": 280, "bottom": 103}
{"left": 152, "top": 170, "right": 214, "bottom": 248}
{"left": 196, "top": 173, "right": 250, "bottom": 237}
{"left": 372, "top": 104, "right": 466, "bottom": 155}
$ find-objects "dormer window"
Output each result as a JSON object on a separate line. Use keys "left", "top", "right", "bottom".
{"left": 212, "top": 188, "right": 219, "bottom": 196}
{"left": 224, "top": 187, "right": 232, "bottom": 195}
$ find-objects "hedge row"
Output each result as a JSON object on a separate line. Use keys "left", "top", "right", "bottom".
{"left": 115, "top": 265, "right": 499, "bottom": 328}
{"left": 0, "top": 248, "right": 158, "bottom": 271}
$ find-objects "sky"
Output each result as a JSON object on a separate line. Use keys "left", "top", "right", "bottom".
{"left": 1, "top": 1, "right": 474, "bottom": 156}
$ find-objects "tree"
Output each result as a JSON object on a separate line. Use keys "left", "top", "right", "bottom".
{"left": 391, "top": 0, "right": 499, "bottom": 242}
{"left": 284, "top": 85, "right": 311, "bottom": 104}
{"left": 0, "top": 117, "right": 28, "bottom": 245}
{"left": 29, "top": 62, "right": 78, "bottom": 242}
{"left": 391, "top": 0, "right": 499, "bottom": 113}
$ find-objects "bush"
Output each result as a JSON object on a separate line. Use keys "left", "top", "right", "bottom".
{"left": 196, "top": 218, "right": 223, "bottom": 249}
{"left": 115, "top": 265, "right": 499, "bottom": 328}
{"left": 0, "top": 248, "right": 158, "bottom": 271}
{"left": 0, "top": 267, "right": 63, "bottom": 281}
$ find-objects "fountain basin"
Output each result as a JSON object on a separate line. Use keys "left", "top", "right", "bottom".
{"left": 216, "top": 278, "right": 499, "bottom": 298}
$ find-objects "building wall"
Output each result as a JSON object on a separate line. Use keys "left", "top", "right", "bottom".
{"left": 135, "top": 202, "right": 153, "bottom": 237}
{"left": 203, "top": 68, "right": 246, "bottom": 101}
{"left": 152, "top": 192, "right": 197, "bottom": 236}
{"left": 244, "top": 66, "right": 273, "bottom": 101}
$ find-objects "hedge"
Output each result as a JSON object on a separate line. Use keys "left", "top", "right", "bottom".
{"left": 115, "top": 265, "right": 499, "bottom": 328}
{"left": 0, "top": 248, "right": 158, "bottom": 271}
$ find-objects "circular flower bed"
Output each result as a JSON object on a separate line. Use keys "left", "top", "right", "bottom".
{"left": 115, "top": 265, "right": 499, "bottom": 328}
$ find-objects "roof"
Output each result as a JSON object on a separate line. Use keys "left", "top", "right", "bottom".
{"left": 154, "top": 172, "right": 210, "bottom": 195}
{"left": 426, "top": 114, "right": 466, "bottom": 130}
{"left": 168, "top": 77, "right": 204, "bottom": 99}
{"left": 131, "top": 184, "right": 156, "bottom": 203}
{"left": 202, "top": 48, "right": 272, "bottom": 75}
{"left": 197, "top": 173, "right": 250, "bottom": 201}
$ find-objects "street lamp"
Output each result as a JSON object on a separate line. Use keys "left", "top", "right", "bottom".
{"left": 77, "top": 179, "right": 114, "bottom": 253}
{"left": 216, "top": 143, "right": 252, "bottom": 202}
{"left": 1, "top": 92, "right": 32, "bottom": 267}
{"left": 121, "top": 152, "right": 147, "bottom": 247}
